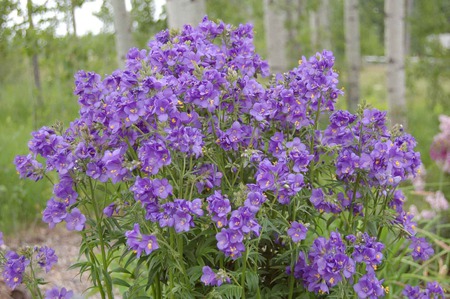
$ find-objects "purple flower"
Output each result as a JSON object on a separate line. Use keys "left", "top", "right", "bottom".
{"left": 45, "top": 287, "right": 74, "bottom": 299}
{"left": 14, "top": 154, "right": 44, "bottom": 181}
{"left": 353, "top": 269, "right": 385, "bottom": 299}
{"left": 200, "top": 266, "right": 230, "bottom": 286}
{"left": 352, "top": 233, "right": 385, "bottom": 270}
{"left": 402, "top": 285, "right": 423, "bottom": 299}
{"left": 287, "top": 221, "right": 308, "bottom": 243}
{"left": 207, "top": 191, "right": 231, "bottom": 228}
{"left": 125, "top": 223, "right": 159, "bottom": 257}
{"left": 216, "top": 228, "right": 245, "bottom": 259}
{"left": 426, "top": 281, "right": 445, "bottom": 298}
{"left": 2, "top": 251, "right": 30, "bottom": 289}
{"left": 42, "top": 198, "right": 68, "bottom": 228}
{"left": 36, "top": 246, "right": 58, "bottom": 273}
{"left": 409, "top": 236, "right": 434, "bottom": 261}
{"left": 152, "top": 178, "right": 173, "bottom": 199}
{"left": 0, "top": 232, "right": 3, "bottom": 246}
{"left": 65, "top": 208, "right": 86, "bottom": 231}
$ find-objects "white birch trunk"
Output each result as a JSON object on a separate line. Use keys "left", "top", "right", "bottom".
{"left": 385, "top": 0, "right": 407, "bottom": 127}
{"left": 318, "top": 0, "right": 331, "bottom": 50}
{"left": 309, "top": 10, "right": 318, "bottom": 50}
{"left": 111, "top": 0, "right": 134, "bottom": 67}
{"left": 344, "top": 0, "right": 360, "bottom": 112}
{"left": 166, "top": 0, "right": 206, "bottom": 30}
{"left": 264, "top": 0, "right": 289, "bottom": 73}
{"left": 405, "top": 0, "right": 414, "bottom": 56}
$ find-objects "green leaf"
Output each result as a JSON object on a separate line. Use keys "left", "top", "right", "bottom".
{"left": 112, "top": 278, "right": 131, "bottom": 288}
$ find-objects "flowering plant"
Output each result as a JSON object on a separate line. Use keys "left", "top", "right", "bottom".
{"left": 9, "top": 18, "right": 448, "bottom": 298}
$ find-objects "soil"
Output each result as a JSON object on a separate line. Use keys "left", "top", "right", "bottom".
{"left": 4, "top": 225, "right": 107, "bottom": 299}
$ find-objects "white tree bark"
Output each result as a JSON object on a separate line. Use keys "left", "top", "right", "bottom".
{"left": 344, "top": 0, "right": 360, "bottom": 112}
{"left": 166, "top": 0, "right": 206, "bottom": 30}
{"left": 264, "top": 0, "right": 289, "bottom": 73}
{"left": 385, "top": 0, "right": 406, "bottom": 127}
{"left": 405, "top": 0, "right": 414, "bottom": 56}
{"left": 309, "top": 10, "right": 318, "bottom": 50}
{"left": 318, "top": 0, "right": 331, "bottom": 50}
{"left": 111, "top": 0, "right": 134, "bottom": 67}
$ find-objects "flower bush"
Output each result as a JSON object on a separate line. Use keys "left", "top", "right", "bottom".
{"left": 6, "top": 17, "right": 449, "bottom": 298}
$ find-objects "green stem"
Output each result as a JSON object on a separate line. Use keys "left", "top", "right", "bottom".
{"left": 168, "top": 229, "right": 175, "bottom": 299}
{"left": 28, "top": 261, "right": 44, "bottom": 299}
{"left": 240, "top": 248, "right": 248, "bottom": 299}
{"left": 89, "top": 179, "right": 114, "bottom": 299}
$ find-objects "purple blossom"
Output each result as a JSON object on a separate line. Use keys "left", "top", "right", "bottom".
{"left": 216, "top": 228, "right": 245, "bottom": 259}
{"left": 207, "top": 191, "right": 231, "bottom": 228}
{"left": 45, "top": 287, "right": 74, "bottom": 299}
{"left": 14, "top": 154, "right": 44, "bottom": 181}
{"left": 200, "top": 266, "right": 230, "bottom": 286}
{"left": 287, "top": 221, "right": 308, "bottom": 243}
{"left": 353, "top": 269, "right": 385, "bottom": 299}
{"left": 36, "top": 246, "right": 58, "bottom": 273}
{"left": 42, "top": 198, "right": 68, "bottom": 228}
{"left": 2, "top": 251, "right": 30, "bottom": 289}
{"left": 409, "top": 236, "right": 434, "bottom": 261}
{"left": 125, "top": 223, "right": 159, "bottom": 257}
{"left": 152, "top": 178, "right": 173, "bottom": 199}
{"left": 65, "top": 208, "right": 86, "bottom": 231}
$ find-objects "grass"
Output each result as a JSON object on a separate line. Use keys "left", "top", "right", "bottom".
{"left": 0, "top": 61, "right": 448, "bottom": 234}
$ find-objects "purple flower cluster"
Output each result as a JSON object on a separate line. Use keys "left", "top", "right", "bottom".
{"left": 289, "top": 232, "right": 355, "bottom": 294}
{"left": 323, "top": 109, "right": 421, "bottom": 188}
{"left": 353, "top": 269, "right": 385, "bottom": 299}
{"left": 201, "top": 266, "right": 230, "bottom": 286}
{"left": 403, "top": 282, "right": 445, "bottom": 298}
{"left": 36, "top": 246, "right": 58, "bottom": 273}
{"left": 287, "top": 221, "right": 308, "bottom": 243}
{"left": 13, "top": 16, "right": 440, "bottom": 298}
{"left": 2, "top": 251, "right": 29, "bottom": 289}
{"left": 45, "top": 287, "right": 74, "bottom": 299}
{"left": 350, "top": 233, "right": 385, "bottom": 270}
{"left": 409, "top": 236, "right": 434, "bottom": 261}
{"left": 125, "top": 223, "right": 159, "bottom": 258}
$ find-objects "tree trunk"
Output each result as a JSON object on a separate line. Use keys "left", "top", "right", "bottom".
{"left": 344, "top": 0, "right": 360, "bottom": 112}
{"left": 166, "top": 0, "right": 206, "bottom": 30}
{"left": 309, "top": 10, "right": 318, "bottom": 50}
{"left": 71, "top": 0, "right": 77, "bottom": 37}
{"left": 405, "top": 0, "right": 414, "bottom": 56}
{"left": 264, "top": 0, "right": 289, "bottom": 73}
{"left": 111, "top": 0, "right": 134, "bottom": 67}
{"left": 385, "top": 0, "right": 406, "bottom": 127}
{"left": 26, "top": 0, "right": 43, "bottom": 108}
{"left": 318, "top": 0, "right": 331, "bottom": 50}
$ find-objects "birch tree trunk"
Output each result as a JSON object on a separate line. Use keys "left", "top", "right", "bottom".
{"left": 385, "top": 0, "right": 407, "bottom": 127}
{"left": 71, "top": 0, "right": 77, "bottom": 37}
{"left": 264, "top": 0, "right": 289, "bottom": 73}
{"left": 344, "top": 0, "right": 360, "bottom": 112}
{"left": 111, "top": 0, "right": 134, "bottom": 67}
{"left": 405, "top": 0, "right": 414, "bottom": 56}
{"left": 26, "top": 0, "right": 43, "bottom": 109}
{"left": 318, "top": 0, "right": 331, "bottom": 50}
{"left": 166, "top": 0, "right": 206, "bottom": 30}
{"left": 309, "top": 10, "right": 318, "bottom": 51}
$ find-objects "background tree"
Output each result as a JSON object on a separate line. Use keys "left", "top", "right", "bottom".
{"left": 344, "top": 0, "right": 360, "bottom": 112}
{"left": 111, "top": 0, "right": 134, "bottom": 67}
{"left": 166, "top": 0, "right": 206, "bottom": 30}
{"left": 263, "top": 0, "right": 289, "bottom": 73}
{"left": 385, "top": 0, "right": 406, "bottom": 127}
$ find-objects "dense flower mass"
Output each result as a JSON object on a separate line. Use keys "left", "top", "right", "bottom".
{"left": 12, "top": 17, "right": 446, "bottom": 298}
